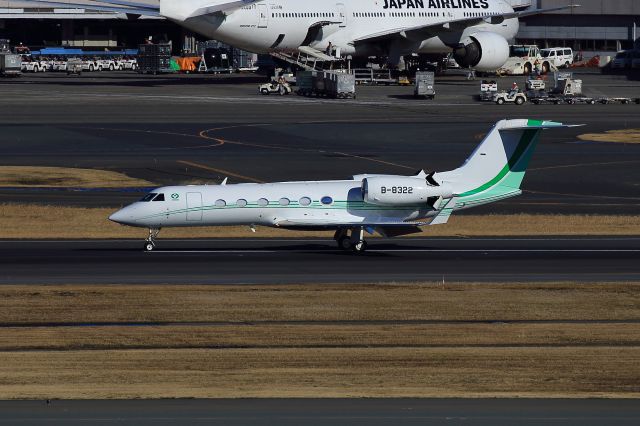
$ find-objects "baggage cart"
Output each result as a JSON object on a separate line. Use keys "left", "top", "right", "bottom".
{"left": 0, "top": 53, "right": 21, "bottom": 77}
{"left": 414, "top": 71, "right": 435, "bottom": 99}
{"left": 479, "top": 80, "right": 498, "bottom": 101}
{"left": 137, "top": 43, "right": 174, "bottom": 74}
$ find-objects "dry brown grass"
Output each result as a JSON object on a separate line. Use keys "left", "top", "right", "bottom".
{"left": 1, "top": 283, "right": 638, "bottom": 399}
{"left": 0, "top": 167, "right": 152, "bottom": 187}
{"left": 0, "top": 323, "right": 638, "bottom": 351}
{"left": 0, "top": 347, "right": 638, "bottom": 399}
{"left": 1, "top": 283, "right": 639, "bottom": 323}
{"left": 1, "top": 204, "right": 639, "bottom": 238}
{"left": 578, "top": 129, "right": 640, "bottom": 144}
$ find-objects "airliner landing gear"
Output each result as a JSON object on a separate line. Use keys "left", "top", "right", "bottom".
{"left": 334, "top": 227, "right": 368, "bottom": 253}
{"left": 144, "top": 228, "right": 161, "bottom": 252}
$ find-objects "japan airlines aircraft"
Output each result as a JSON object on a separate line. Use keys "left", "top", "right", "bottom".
{"left": 109, "top": 119, "right": 577, "bottom": 252}
{"left": 23, "top": 0, "right": 577, "bottom": 70}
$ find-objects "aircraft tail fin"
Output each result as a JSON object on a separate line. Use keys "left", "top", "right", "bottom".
{"left": 437, "top": 119, "right": 578, "bottom": 209}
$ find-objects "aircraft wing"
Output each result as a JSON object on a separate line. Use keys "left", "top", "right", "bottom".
{"left": 353, "top": 4, "right": 579, "bottom": 44}
{"left": 16, "top": 0, "right": 160, "bottom": 16}
{"left": 275, "top": 219, "right": 431, "bottom": 237}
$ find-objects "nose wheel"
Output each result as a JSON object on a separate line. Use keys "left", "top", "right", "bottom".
{"left": 144, "top": 228, "right": 161, "bottom": 252}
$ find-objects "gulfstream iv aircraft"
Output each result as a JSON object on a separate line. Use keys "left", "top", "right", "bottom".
{"left": 110, "top": 119, "right": 576, "bottom": 252}
{"left": 24, "top": 0, "right": 577, "bottom": 70}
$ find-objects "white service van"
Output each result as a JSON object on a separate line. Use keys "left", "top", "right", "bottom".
{"left": 541, "top": 47, "right": 574, "bottom": 69}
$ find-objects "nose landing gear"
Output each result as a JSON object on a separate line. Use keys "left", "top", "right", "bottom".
{"left": 334, "top": 227, "right": 368, "bottom": 253}
{"left": 144, "top": 228, "right": 161, "bottom": 251}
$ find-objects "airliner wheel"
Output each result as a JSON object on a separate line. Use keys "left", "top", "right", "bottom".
{"left": 352, "top": 240, "right": 368, "bottom": 253}
{"left": 337, "top": 236, "right": 352, "bottom": 251}
{"left": 144, "top": 242, "right": 155, "bottom": 252}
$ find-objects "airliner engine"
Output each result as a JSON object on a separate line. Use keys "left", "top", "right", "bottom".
{"left": 452, "top": 32, "right": 510, "bottom": 72}
{"left": 362, "top": 176, "right": 452, "bottom": 206}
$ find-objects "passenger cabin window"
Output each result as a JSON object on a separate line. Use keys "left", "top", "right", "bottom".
{"left": 215, "top": 199, "right": 226, "bottom": 207}
{"left": 140, "top": 193, "right": 157, "bottom": 202}
{"left": 321, "top": 196, "right": 333, "bottom": 205}
{"left": 257, "top": 198, "right": 269, "bottom": 207}
{"left": 299, "top": 197, "right": 311, "bottom": 206}
{"left": 152, "top": 194, "right": 165, "bottom": 202}
{"left": 279, "top": 198, "right": 290, "bottom": 206}
{"left": 237, "top": 199, "right": 247, "bottom": 207}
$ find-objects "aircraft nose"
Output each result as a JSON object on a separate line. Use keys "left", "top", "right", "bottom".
{"left": 109, "top": 208, "right": 134, "bottom": 225}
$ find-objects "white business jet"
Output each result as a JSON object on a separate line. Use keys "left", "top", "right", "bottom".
{"left": 23, "top": 0, "right": 577, "bottom": 71}
{"left": 109, "top": 119, "right": 576, "bottom": 252}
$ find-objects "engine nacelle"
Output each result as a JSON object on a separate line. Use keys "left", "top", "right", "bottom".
{"left": 362, "top": 176, "right": 452, "bottom": 206}
{"left": 453, "top": 32, "right": 509, "bottom": 72}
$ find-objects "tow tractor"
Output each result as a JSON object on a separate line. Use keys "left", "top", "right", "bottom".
{"left": 259, "top": 80, "right": 292, "bottom": 95}
{"left": 494, "top": 89, "right": 527, "bottom": 105}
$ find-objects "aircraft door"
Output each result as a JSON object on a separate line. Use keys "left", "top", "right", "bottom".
{"left": 336, "top": 3, "right": 347, "bottom": 28}
{"left": 186, "top": 192, "right": 203, "bottom": 221}
{"left": 257, "top": 4, "right": 268, "bottom": 28}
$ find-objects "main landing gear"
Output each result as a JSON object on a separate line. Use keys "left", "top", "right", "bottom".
{"left": 144, "top": 228, "right": 161, "bottom": 252}
{"left": 334, "top": 227, "right": 368, "bottom": 253}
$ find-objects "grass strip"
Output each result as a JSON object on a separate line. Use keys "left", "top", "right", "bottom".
{"left": 0, "top": 167, "right": 152, "bottom": 188}
{"left": 1, "top": 204, "right": 639, "bottom": 238}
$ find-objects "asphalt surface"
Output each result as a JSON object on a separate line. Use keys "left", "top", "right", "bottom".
{"left": 0, "top": 71, "right": 639, "bottom": 214}
{"left": 1, "top": 237, "right": 638, "bottom": 284}
{"left": 2, "top": 399, "right": 639, "bottom": 425}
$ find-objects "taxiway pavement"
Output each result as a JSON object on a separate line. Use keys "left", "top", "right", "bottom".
{"left": 1, "top": 398, "right": 639, "bottom": 426}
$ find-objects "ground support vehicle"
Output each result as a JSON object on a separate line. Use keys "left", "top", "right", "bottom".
{"left": 51, "top": 60, "right": 68, "bottom": 72}
{"left": 352, "top": 68, "right": 395, "bottom": 85}
{"left": 81, "top": 60, "right": 99, "bottom": 72}
{"left": 21, "top": 60, "right": 47, "bottom": 72}
{"left": 137, "top": 43, "right": 173, "bottom": 74}
{"left": 541, "top": 47, "right": 574, "bottom": 69}
{"left": 96, "top": 59, "right": 117, "bottom": 71}
{"left": 414, "top": 71, "right": 435, "bottom": 99}
{"left": 259, "top": 81, "right": 292, "bottom": 95}
{"left": 66, "top": 58, "right": 82, "bottom": 75}
{"left": 118, "top": 59, "right": 138, "bottom": 71}
{"left": 479, "top": 80, "right": 498, "bottom": 101}
{"left": 494, "top": 90, "right": 527, "bottom": 105}
{"left": 296, "top": 71, "right": 356, "bottom": 99}
{"left": 498, "top": 45, "right": 552, "bottom": 76}
{"left": 0, "top": 53, "right": 21, "bottom": 77}
{"left": 598, "top": 97, "right": 633, "bottom": 105}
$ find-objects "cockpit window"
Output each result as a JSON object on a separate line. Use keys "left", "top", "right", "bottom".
{"left": 153, "top": 194, "right": 165, "bottom": 202}
{"left": 140, "top": 193, "right": 157, "bottom": 202}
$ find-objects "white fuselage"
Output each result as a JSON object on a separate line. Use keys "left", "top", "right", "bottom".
{"left": 110, "top": 179, "right": 437, "bottom": 229}
{"left": 161, "top": 0, "right": 518, "bottom": 57}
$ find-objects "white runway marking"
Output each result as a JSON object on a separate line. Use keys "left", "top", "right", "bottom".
{"left": 151, "top": 249, "right": 640, "bottom": 254}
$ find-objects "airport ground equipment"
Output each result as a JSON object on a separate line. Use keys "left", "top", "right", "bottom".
{"left": 414, "top": 71, "right": 435, "bottom": 99}
{"left": 137, "top": 43, "right": 173, "bottom": 74}
{"left": 353, "top": 68, "right": 395, "bottom": 85}
{"left": 479, "top": 80, "right": 498, "bottom": 101}
{"left": 296, "top": 71, "right": 355, "bottom": 99}
{"left": 259, "top": 81, "right": 291, "bottom": 95}
{"left": 108, "top": 119, "right": 577, "bottom": 253}
{"left": 494, "top": 90, "right": 527, "bottom": 105}
{"left": 0, "top": 53, "right": 21, "bottom": 77}
{"left": 66, "top": 58, "right": 82, "bottom": 75}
